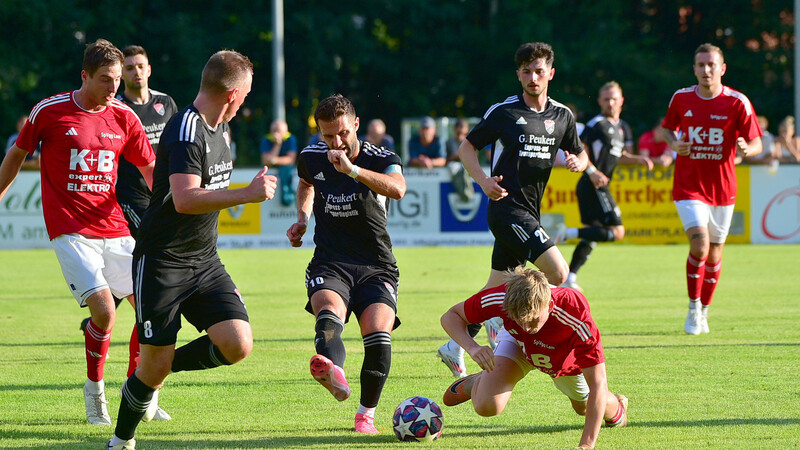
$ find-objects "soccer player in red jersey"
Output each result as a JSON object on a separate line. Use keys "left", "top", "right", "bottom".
{"left": 0, "top": 39, "right": 156, "bottom": 426}
{"left": 441, "top": 268, "right": 628, "bottom": 449}
{"left": 661, "top": 43, "right": 762, "bottom": 335}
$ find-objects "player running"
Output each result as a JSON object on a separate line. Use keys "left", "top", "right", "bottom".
{"left": 661, "top": 43, "right": 762, "bottom": 334}
{"left": 441, "top": 267, "right": 628, "bottom": 449}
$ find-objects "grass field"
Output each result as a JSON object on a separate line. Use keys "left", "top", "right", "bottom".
{"left": 1, "top": 244, "right": 799, "bottom": 449}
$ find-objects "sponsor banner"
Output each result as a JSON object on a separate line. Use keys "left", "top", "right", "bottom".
{"left": 0, "top": 174, "right": 49, "bottom": 249}
{"left": 750, "top": 164, "right": 800, "bottom": 244}
{"left": 542, "top": 165, "right": 750, "bottom": 244}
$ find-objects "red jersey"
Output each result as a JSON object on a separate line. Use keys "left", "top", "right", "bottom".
{"left": 662, "top": 85, "right": 762, "bottom": 206}
{"left": 637, "top": 130, "right": 670, "bottom": 158}
{"left": 463, "top": 285, "right": 604, "bottom": 378}
{"left": 16, "top": 91, "right": 155, "bottom": 239}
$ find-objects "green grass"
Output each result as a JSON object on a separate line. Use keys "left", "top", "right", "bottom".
{"left": 1, "top": 244, "right": 799, "bottom": 449}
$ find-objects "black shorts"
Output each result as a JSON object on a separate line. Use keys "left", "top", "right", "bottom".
{"left": 488, "top": 210, "right": 555, "bottom": 271}
{"left": 305, "top": 259, "right": 401, "bottom": 329}
{"left": 576, "top": 176, "right": 623, "bottom": 227}
{"left": 133, "top": 254, "right": 249, "bottom": 346}
{"left": 119, "top": 200, "right": 148, "bottom": 237}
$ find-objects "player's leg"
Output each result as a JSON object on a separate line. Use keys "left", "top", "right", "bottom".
{"left": 52, "top": 234, "right": 120, "bottom": 425}
{"left": 554, "top": 374, "right": 628, "bottom": 427}
{"left": 698, "top": 204, "right": 734, "bottom": 333}
{"left": 675, "top": 200, "right": 712, "bottom": 334}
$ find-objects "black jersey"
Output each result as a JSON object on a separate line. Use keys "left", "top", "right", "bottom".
{"left": 115, "top": 90, "right": 178, "bottom": 209}
{"left": 135, "top": 105, "right": 233, "bottom": 263}
{"left": 467, "top": 95, "right": 583, "bottom": 221}
{"left": 298, "top": 140, "right": 402, "bottom": 268}
{"left": 580, "top": 114, "right": 633, "bottom": 182}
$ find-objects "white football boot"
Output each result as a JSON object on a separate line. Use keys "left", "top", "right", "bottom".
{"left": 84, "top": 381, "right": 111, "bottom": 425}
{"left": 684, "top": 303, "right": 702, "bottom": 335}
{"left": 437, "top": 342, "right": 466, "bottom": 378}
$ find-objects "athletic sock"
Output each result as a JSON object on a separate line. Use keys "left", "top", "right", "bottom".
{"left": 356, "top": 404, "right": 376, "bottom": 418}
{"left": 565, "top": 227, "right": 579, "bottom": 240}
{"left": 115, "top": 374, "right": 154, "bottom": 440}
{"left": 127, "top": 325, "right": 139, "bottom": 378}
{"left": 701, "top": 260, "right": 721, "bottom": 306}
{"left": 84, "top": 320, "right": 112, "bottom": 382}
{"left": 314, "top": 309, "right": 346, "bottom": 367}
{"left": 567, "top": 272, "right": 577, "bottom": 284}
{"left": 171, "top": 335, "right": 231, "bottom": 373}
{"left": 686, "top": 253, "right": 706, "bottom": 302}
{"left": 577, "top": 227, "right": 615, "bottom": 242}
{"left": 360, "top": 331, "right": 391, "bottom": 408}
{"left": 569, "top": 240, "right": 596, "bottom": 274}
{"left": 605, "top": 398, "right": 625, "bottom": 426}
{"left": 467, "top": 323, "right": 482, "bottom": 338}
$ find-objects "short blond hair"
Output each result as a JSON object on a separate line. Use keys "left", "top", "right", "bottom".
{"left": 502, "top": 267, "right": 551, "bottom": 324}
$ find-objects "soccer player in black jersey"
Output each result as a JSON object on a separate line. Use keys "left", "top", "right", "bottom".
{"left": 80, "top": 47, "right": 179, "bottom": 415}
{"left": 437, "top": 42, "right": 589, "bottom": 378}
{"left": 286, "top": 94, "right": 406, "bottom": 434}
{"left": 556, "top": 82, "right": 653, "bottom": 292}
{"left": 107, "top": 50, "right": 277, "bottom": 450}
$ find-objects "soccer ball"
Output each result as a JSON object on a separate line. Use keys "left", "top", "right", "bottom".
{"left": 392, "top": 396, "right": 443, "bottom": 442}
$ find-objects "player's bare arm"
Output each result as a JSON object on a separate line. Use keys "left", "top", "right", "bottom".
{"left": 441, "top": 303, "right": 495, "bottom": 371}
{"left": 577, "top": 363, "right": 609, "bottom": 449}
{"left": 737, "top": 136, "right": 762, "bottom": 158}
{"left": 328, "top": 149, "right": 406, "bottom": 200}
{"left": 0, "top": 145, "right": 29, "bottom": 200}
{"left": 170, "top": 166, "right": 276, "bottom": 214}
{"left": 661, "top": 127, "right": 692, "bottom": 156}
{"left": 136, "top": 160, "right": 156, "bottom": 190}
{"left": 620, "top": 144, "right": 654, "bottom": 171}
{"left": 458, "top": 139, "right": 507, "bottom": 201}
{"left": 287, "top": 178, "right": 314, "bottom": 247}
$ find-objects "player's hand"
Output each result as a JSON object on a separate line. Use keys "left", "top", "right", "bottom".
{"left": 589, "top": 171, "right": 609, "bottom": 189}
{"left": 286, "top": 221, "right": 307, "bottom": 247}
{"left": 327, "top": 149, "right": 354, "bottom": 174}
{"left": 466, "top": 345, "right": 495, "bottom": 372}
{"left": 249, "top": 166, "right": 278, "bottom": 202}
{"left": 479, "top": 175, "right": 508, "bottom": 201}
{"left": 672, "top": 139, "right": 692, "bottom": 156}
{"left": 564, "top": 153, "right": 585, "bottom": 172}
{"left": 736, "top": 137, "right": 749, "bottom": 156}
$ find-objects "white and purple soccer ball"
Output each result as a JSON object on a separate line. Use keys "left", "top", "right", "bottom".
{"left": 392, "top": 396, "right": 443, "bottom": 442}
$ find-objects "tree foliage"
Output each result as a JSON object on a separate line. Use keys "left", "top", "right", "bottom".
{"left": 0, "top": 0, "right": 794, "bottom": 165}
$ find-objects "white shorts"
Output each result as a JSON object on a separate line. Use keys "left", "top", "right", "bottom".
{"left": 51, "top": 233, "right": 135, "bottom": 306}
{"left": 494, "top": 328, "right": 590, "bottom": 402}
{"left": 674, "top": 200, "right": 735, "bottom": 244}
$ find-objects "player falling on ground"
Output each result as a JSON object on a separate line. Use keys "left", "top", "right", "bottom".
{"left": 556, "top": 81, "right": 653, "bottom": 292}
{"left": 441, "top": 268, "right": 628, "bottom": 449}
{"left": 0, "top": 39, "right": 155, "bottom": 426}
{"left": 437, "top": 41, "right": 588, "bottom": 378}
{"left": 78, "top": 44, "right": 178, "bottom": 422}
{"left": 660, "top": 43, "right": 762, "bottom": 335}
{"left": 106, "top": 50, "right": 277, "bottom": 450}
{"left": 287, "top": 94, "right": 406, "bottom": 434}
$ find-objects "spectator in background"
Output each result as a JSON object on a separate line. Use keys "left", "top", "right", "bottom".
{"left": 408, "top": 116, "right": 445, "bottom": 168}
{"left": 445, "top": 118, "right": 474, "bottom": 201}
{"left": 774, "top": 116, "right": 800, "bottom": 163}
{"left": 261, "top": 119, "right": 298, "bottom": 205}
{"left": 744, "top": 115, "right": 776, "bottom": 165}
{"left": 5, "top": 115, "right": 40, "bottom": 170}
{"left": 362, "top": 118, "right": 395, "bottom": 151}
{"left": 638, "top": 117, "right": 674, "bottom": 166}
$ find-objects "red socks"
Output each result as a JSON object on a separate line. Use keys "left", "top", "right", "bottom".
{"left": 701, "top": 261, "right": 721, "bottom": 306}
{"left": 686, "top": 254, "right": 706, "bottom": 301}
{"left": 84, "top": 320, "right": 112, "bottom": 382}
{"left": 127, "top": 324, "right": 140, "bottom": 377}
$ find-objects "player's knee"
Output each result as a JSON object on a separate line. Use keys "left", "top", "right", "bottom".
{"left": 473, "top": 400, "right": 502, "bottom": 417}
{"left": 90, "top": 308, "right": 115, "bottom": 330}
{"left": 220, "top": 337, "right": 252, "bottom": 364}
{"left": 571, "top": 401, "right": 587, "bottom": 416}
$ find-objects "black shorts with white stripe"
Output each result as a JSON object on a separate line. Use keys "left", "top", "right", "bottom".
{"left": 575, "top": 176, "right": 623, "bottom": 227}
{"left": 488, "top": 210, "right": 555, "bottom": 271}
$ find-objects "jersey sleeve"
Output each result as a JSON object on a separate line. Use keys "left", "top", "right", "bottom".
{"left": 562, "top": 113, "right": 584, "bottom": 155}
{"left": 736, "top": 97, "right": 762, "bottom": 143}
{"left": 622, "top": 121, "right": 634, "bottom": 147}
{"left": 167, "top": 138, "right": 205, "bottom": 177}
{"left": 463, "top": 286, "right": 505, "bottom": 324}
{"left": 121, "top": 118, "right": 155, "bottom": 167}
{"left": 662, "top": 91, "right": 683, "bottom": 131}
{"left": 14, "top": 117, "right": 38, "bottom": 155}
{"left": 561, "top": 289, "right": 605, "bottom": 368}
{"left": 297, "top": 152, "right": 312, "bottom": 184}
{"left": 466, "top": 108, "right": 501, "bottom": 151}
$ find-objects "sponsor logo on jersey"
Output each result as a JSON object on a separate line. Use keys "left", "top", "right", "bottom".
{"left": 314, "top": 172, "right": 326, "bottom": 181}
{"left": 154, "top": 103, "right": 165, "bottom": 116}
{"left": 100, "top": 132, "right": 121, "bottom": 140}
{"left": 223, "top": 131, "right": 231, "bottom": 148}
{"left": 684, "top": 110, "right": 693, "bottom": 117}
{"left": 515, "top": 116, "right": 528, "bottom": 125}
{"left": 544, "top": 119, "right": 555, "bottom": 134}
{"left": 534, "top": 339, "right": 555, "bottom": 350}
{"left": 206, "top": 143, "right": 212, "bottom": 153}
{"left": 66, "top": 127, "right": 78, "bottom": 136}
{"left": 710, "top": 114, "right": 728, "bottom": 120}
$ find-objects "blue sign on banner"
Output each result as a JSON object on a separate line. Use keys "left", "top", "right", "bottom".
{"left": 440, "top": 182, "right": 489, "bottom": 232}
